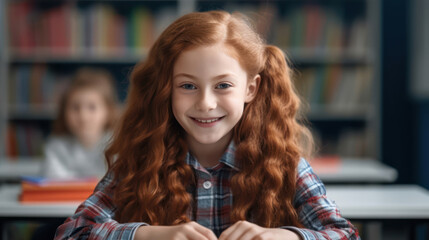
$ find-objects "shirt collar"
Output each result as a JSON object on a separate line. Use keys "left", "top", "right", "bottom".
{"left": 185, "top": 141, "right": 240, "bottom": 171}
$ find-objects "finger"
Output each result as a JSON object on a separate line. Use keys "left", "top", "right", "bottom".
{"left": 236, "top": 226, "right": 263, "bottom": 240}
{"left": 184, "top": 230, "right": 213, "bottom": 240}
{"left": 181, "top": 222, "right": 213, "bottom": 240}
{"left": 219, "top": 221, "right": 250, "bottom": 240}
{"left": 251, "top": 230, "right": 274, "bottom": 240}
{"left": 189, "top": 222, "right": 218, "bottom": 240}
{"left": 219, "top": 221, "right": 242, "bottom": 240}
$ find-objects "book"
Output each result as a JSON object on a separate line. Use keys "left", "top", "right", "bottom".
{"left": 310, "top": 155, "right": 341, "bottom": 174}
{"left": 20, "top": 191, "right": 93, "bottom": 202}
{"left": 19, "top": 177, "right": 99, "bottom": 203}
{"left": 8, "top": 2, "right": 159, "bottom": 57}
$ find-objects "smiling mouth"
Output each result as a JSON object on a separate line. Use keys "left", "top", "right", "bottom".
{"left": 191, "top": 116, "right": 224, "bottom": 123}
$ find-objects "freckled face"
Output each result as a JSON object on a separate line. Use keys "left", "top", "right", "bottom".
{"left": 172, "top": 44, "right": 258, "bottom": 146}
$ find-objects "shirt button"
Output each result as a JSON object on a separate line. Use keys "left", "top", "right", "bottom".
{"left": 203, "top": 181, "right": 212, "bottom": 189}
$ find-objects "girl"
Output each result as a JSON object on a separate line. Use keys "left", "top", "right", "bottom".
{"left": 55, "top": 11, "right": 359, "bottom": 239}
{"left": 42, "top": 67, "right": 119, "bottom": 179}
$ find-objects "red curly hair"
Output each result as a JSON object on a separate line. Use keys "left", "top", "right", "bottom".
{"left": 106, "top": 11, "right": 313, "bottom": 228}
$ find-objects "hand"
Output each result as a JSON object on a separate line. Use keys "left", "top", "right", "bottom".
{"left": 134, "top": 221, "right": 217, "bottom": 240}
{"left": 219, "top": 221, "right": 301, "bottom": 240}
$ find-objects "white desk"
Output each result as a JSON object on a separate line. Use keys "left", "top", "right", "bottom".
{"left": 1, "top": 184, "right": 429, "bottom": 220}
{"left": 313, "top": 158, "right": 398, "bottom": 183}
{"left": 326, "top": 184, "right": 429, "bottom": 220}
{"left": 0, "top": 185, "right": 78, "bottom": 218}
{"left": 1, "top": 184, "right": 429, "bottom": 240}
{"left": 0, "top": 159, "right": 42, "bottom": 181}
{"left": 0, "top": 158, "right": 398, "bottom": 184}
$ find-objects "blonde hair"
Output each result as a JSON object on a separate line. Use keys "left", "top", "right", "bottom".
{"left": 53, "top": 67, "right": 120, "bottom": 135}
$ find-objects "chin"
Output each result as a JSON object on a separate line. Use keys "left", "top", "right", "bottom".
{"left": 192, "top": 134, "right": 226, "bottom": 145}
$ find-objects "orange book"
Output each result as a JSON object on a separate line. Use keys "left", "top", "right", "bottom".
{"left": 20, "top": 177, "right": 98, "bottom": 203}
{"left": 20, "top": 191, "right": 93, "bottom": 202}
{"left": 21, "top": 181, "right": 97, "bottom": 192}
{"left": 310, "top": 155, "right": 341, "bottom": 174}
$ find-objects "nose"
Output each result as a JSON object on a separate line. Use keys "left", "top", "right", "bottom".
{"left": 78, "top": 107, "right": 92, "bottom": 126}
{"left": 195, "top": 90, "right": 217, "bottom": 112}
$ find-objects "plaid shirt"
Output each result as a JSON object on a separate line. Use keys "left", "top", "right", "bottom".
{"left": 55, "top": 142, "right": 359, "bottom": 239}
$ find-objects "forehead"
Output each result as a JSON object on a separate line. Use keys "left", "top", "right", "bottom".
{"left": 173, "top": 44, "right": 247, "bottom": 78}
{"left": 68, "top": 88, "right": 103, "bottom": 102}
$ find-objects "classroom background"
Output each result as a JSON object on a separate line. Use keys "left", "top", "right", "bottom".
{"left": 0, "top": 0, "right": 428, "bottom": 239}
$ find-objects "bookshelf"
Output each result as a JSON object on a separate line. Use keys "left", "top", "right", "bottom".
{"left": 197, "top": 0, "right": 381, "bottom": 158}
{"left": 0, "top": 0, "right": 381, "bottom": 164}
{"left": 0, "top": 0, "right": 9, "bottom": 160}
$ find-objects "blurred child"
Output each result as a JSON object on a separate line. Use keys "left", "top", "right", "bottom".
{"left": 42, "top": 67, "right": 120, "bottom": 179}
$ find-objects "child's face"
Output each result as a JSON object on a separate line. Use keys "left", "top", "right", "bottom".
{"left": 65, "top": 89, "right": 109, "bottom": 143}
{"left": 172, "top": 44, "right": 259, "bottom": 146}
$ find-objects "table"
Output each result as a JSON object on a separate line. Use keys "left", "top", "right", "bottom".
{"left": 326, "top": 184, "right": 429, "bottom": 220}
{"left": 313, "top": 158, "right": 398, "bottom": 183}
{"left": 0, "top": 158, "right": 399, "bottom": 184}
{"left": 0, "top": 185, "right": 78, "bottom": 218}
{"left": 4, "top": 184, "right": 424, "bottom": 221}
{"left": 0, "top": 160, "right": 42, "bottom": 181}
{"left": 326, "top": 184, "right": 429, "bottom": 240}
{"left": 0, "top": 185, "right": 78, "bottom": 240}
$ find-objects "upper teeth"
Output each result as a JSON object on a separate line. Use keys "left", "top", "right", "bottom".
{"left": 196, "top": 118, "right": 219, "bottom": 123}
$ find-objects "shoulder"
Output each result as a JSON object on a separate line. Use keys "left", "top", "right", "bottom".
{"left": 97, "top": 132, "right": 113, "bottom": 149}
{"left": 93, "top": 171, "right": 117, "bottom": 199}
{"left": 296, "top": 157, "right": 323, "bottom": 183}
{"left": 295, "top": 158, "right": 326, "bottom": 201}
{"left": 296, "top": 157, "right": 315, "bottom": 177}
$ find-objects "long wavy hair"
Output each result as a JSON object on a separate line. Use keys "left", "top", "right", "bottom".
{"left": 106, "top": 11, "right": 313, "bottom": 228}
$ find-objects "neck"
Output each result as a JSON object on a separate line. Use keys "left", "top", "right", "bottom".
{"left": 187, "top": 132, "right": 232, "bottom": 168}
{"left": 78, "top": 133, "right": 102, "bottom": 150}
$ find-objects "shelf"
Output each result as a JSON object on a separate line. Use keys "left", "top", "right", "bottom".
{"left": 8, "top": 105, "right": 56, "bottom": 120}
{"left": 285, "top": 48, "right": 373, "bottom": 65}
{"left": 305, "top": 105, "right": 370, "bottom": 121}
{"left": 0, "top": 158, "right": 43, "bottom": 180}
{"left": 312, "top": 158, "right": 398, "bottom": 183}
{"left": 9, "top": 50, "right": 148, "bottom": 64}
{"left": 9, "top": 48, "right": 372, "bottom": 65}
{"left": 307, "top": 107, "right": 368, "bottom": 122}
{"left": 0, "top": 0, "right": 382, "bottom": 160}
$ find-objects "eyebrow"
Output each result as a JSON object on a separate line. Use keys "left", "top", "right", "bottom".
{"left": 173, "top": 73, "right": 235, "bottom": 81}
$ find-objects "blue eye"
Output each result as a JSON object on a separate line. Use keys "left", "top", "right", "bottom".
{"left": 216, "top": 83, "right": 232, "bottom": 89}
{"left": 181, "top": 84, "right": 197, "bottom": 90}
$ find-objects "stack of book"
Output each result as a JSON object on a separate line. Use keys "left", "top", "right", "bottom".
{"left": 19, "top": 176, "right": 99, "bottom": 203}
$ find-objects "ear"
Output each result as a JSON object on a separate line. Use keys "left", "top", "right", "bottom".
{"left": 245, "top": 74, "right": 260, "bottom": 103}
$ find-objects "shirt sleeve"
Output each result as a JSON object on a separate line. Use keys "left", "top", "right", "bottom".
{"left": 54, "top": 172, "right": 148, "bottom": 240}
{"left": 281, "top": 158, "right": 360, "bottom": 240}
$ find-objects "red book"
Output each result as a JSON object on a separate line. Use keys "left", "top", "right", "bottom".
{"left": 56, "top": 5, "right": 71, "bottom": 55}
{"left": 304, "top": 5, "right": 323, "bottom": 49}
{"left": 310, "top": 155, "right": 341, "bottom": 174}
{"left": 10, "top": 1, "right": 34, "bottom": 54}
{"left": 6, "top": 125, "right": 18, "bottom": 159}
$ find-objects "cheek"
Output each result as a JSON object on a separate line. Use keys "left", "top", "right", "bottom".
{"left": 65, "top": 110, "right": 78, "bottom": 125}
{"left": 172, "top": 92, "right": 190, "bottom": 115}
{"left": 95, "top": 106, "right": 109, "bottom": 122}
{"left": 222, "top": 95, "right": 246, "bottom": 115}
{"left": 65, "top": 112, "right": 80, "bottom": 134}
